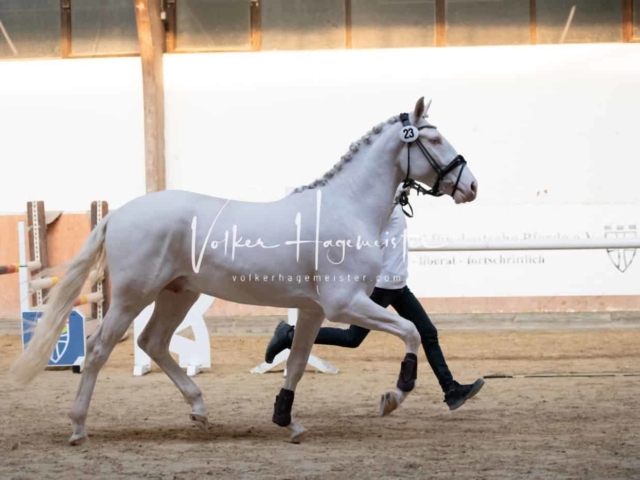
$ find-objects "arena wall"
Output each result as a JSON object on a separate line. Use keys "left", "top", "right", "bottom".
{"left": 1, "top": 43, "right": 639, "bottom": 318}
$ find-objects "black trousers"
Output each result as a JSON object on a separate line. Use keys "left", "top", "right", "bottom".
{"left": 312, "top": 286, "right": 455, "bottom": 393}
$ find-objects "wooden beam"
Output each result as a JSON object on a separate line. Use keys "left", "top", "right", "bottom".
{"left": 134, "top": 0, "right": 166, "bottom": 193}
{"left": 530, "top": 0, "right": 537, "bottom": 44}
{"left": 435, "top": 0, "right": 445, "bottom": 47}
{"left": 250, "top": 0, "right": 261, "bottom": 51}
{"left": 345, "top": 0, "right": 352, "bottom": 49}
{"left": 67, "top": 52, "right": 140, "bottom": 59}
{"left": 60, "top": 0, "right": 71, "bottom": 57}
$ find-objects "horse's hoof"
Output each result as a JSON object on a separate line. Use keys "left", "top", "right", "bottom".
{"left": 69, "top": 433, "right": 88, "bottom": 446}
{"left": 380, "top": 391, "right": 400, "bottom": 417}
{"left": 288, "top": 420, "right": 307, "bottom": 444}
{"left": 289, "top": 429, "right": 307, "bottom": 444}
{"left": 189, "top": 413, "right": 210, "bottom": 431}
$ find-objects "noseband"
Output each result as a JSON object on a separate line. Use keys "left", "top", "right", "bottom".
{"left": 397, "top": 112, "right": 467, "bottom": 217}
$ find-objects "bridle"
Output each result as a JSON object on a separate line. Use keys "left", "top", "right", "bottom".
{"left": 397, "top": 112, "right": 467, "bottom": 218}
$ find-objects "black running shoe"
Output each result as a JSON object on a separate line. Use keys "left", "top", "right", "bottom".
{"left": 265, "top": 321, "right": 294, "bottom": 364}
{"left": 444, "top": 379, "right": 485, "bottom": 411}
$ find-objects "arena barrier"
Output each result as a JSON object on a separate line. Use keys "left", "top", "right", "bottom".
{"left": 251, "top": 234, "right": 640, "bottom": 375}
{"left": 7, "top": 201, "right": 110, "bottom": 373}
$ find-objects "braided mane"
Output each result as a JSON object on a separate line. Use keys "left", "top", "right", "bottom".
{"left": 290, "top": 115, "right": 404, "bottom": 194}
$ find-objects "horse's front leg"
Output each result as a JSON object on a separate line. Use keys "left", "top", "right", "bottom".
{"left": 322, "top": 291, "right": 422, "bottom": 417}
{"left": 272, "top": 306, "right": 324, "bottom": 443}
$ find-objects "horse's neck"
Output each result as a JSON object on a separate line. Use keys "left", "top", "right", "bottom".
{"left": 324, "top": 126, "right": 404, "bottom": 234}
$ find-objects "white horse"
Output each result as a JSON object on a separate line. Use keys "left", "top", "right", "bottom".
{"left": 11, "top": 97, "right": 477, "bottom": 444}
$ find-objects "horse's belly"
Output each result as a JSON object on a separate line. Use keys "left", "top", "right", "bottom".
{"left": 187, "top": 261, "right": 319, "bottom": 308}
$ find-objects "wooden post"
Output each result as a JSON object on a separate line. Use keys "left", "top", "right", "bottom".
{"left": 435, "top": 0, "right": 446, "bottom": 47}
{"left": 345, "top": 0, "right": 352, "bottom": 49}
{"left": 623, "top": 0, "right": 633, "bottom": 42}
{"left": 134, "top": 0, "right": 166, "bottom": 193}
{"left": 530, "top": 0, "right": 537, "bottom": 44}
{"left": 60, "top": 0, "right": 72, "bottom": 57}
{"left": 91, "top": 201, "right": 110, "bottom": 321}
{"left": 166, "top": 0, "right": 177, "bottom": 52}
{"left": 250, "top": 0, "right": 262, "bottom": 51}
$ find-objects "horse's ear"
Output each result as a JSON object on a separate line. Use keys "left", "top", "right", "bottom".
{"left": 413, "top": 97, "right": 425, "bottom": 121}
{"left": 424, "top": 98, "right": 432, "bottom": 116}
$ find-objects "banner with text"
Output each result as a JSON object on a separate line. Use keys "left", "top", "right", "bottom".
{"left": 405, "top": 204, "right": 639, "bottom": 297}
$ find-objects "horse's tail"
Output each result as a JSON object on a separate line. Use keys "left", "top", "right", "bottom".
{"left": 10, "top": 214, "right": 112, "bottom": 385}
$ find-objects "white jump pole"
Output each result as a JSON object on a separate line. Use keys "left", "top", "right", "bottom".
{"left": 18, "top": 221, "right": 30, "bottom": 312}
{"left": 410, "top": 237, "right": 640, "bottom": 252}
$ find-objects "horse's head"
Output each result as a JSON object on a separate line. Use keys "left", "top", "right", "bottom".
{"left": 396, "top": 97, "right": 477, "bottom": 205}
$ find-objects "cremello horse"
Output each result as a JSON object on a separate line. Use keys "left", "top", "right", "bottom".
{"left": 12, "top": 97, "right": 477, "bottom": 445}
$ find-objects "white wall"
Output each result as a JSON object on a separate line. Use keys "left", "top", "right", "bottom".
{"left": 0, "top": 57, "right": 146, "bottom": 214}
{"left": 1, "top": 44, "right": 639, "bottom": 297}
{"left": 164, "top": 44, "right": 640, "bottom": 297}
{"left": 3, "top": 45, "right": 637, "bottom": 213}
{"left": 164, "top": 44, "right": 640, "bottom": 207}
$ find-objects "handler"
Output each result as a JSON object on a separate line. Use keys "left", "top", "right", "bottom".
{"left": 265, "top": 193, "right": 484, "bottom": 411}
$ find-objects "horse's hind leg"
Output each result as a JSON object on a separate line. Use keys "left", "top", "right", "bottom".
{"left": 135, "top": 289, "right": 209, "bottom": 430}
{"left": 69, "top": 299, "right": 148, "bottom": 445}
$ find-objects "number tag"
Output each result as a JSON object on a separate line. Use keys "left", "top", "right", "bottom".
{"left": 399, "top": 125, "right": 419, "bottom": 143}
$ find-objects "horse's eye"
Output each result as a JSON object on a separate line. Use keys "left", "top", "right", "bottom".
{"left": 429, "top": 137, "right": 442, "bottom": 145}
